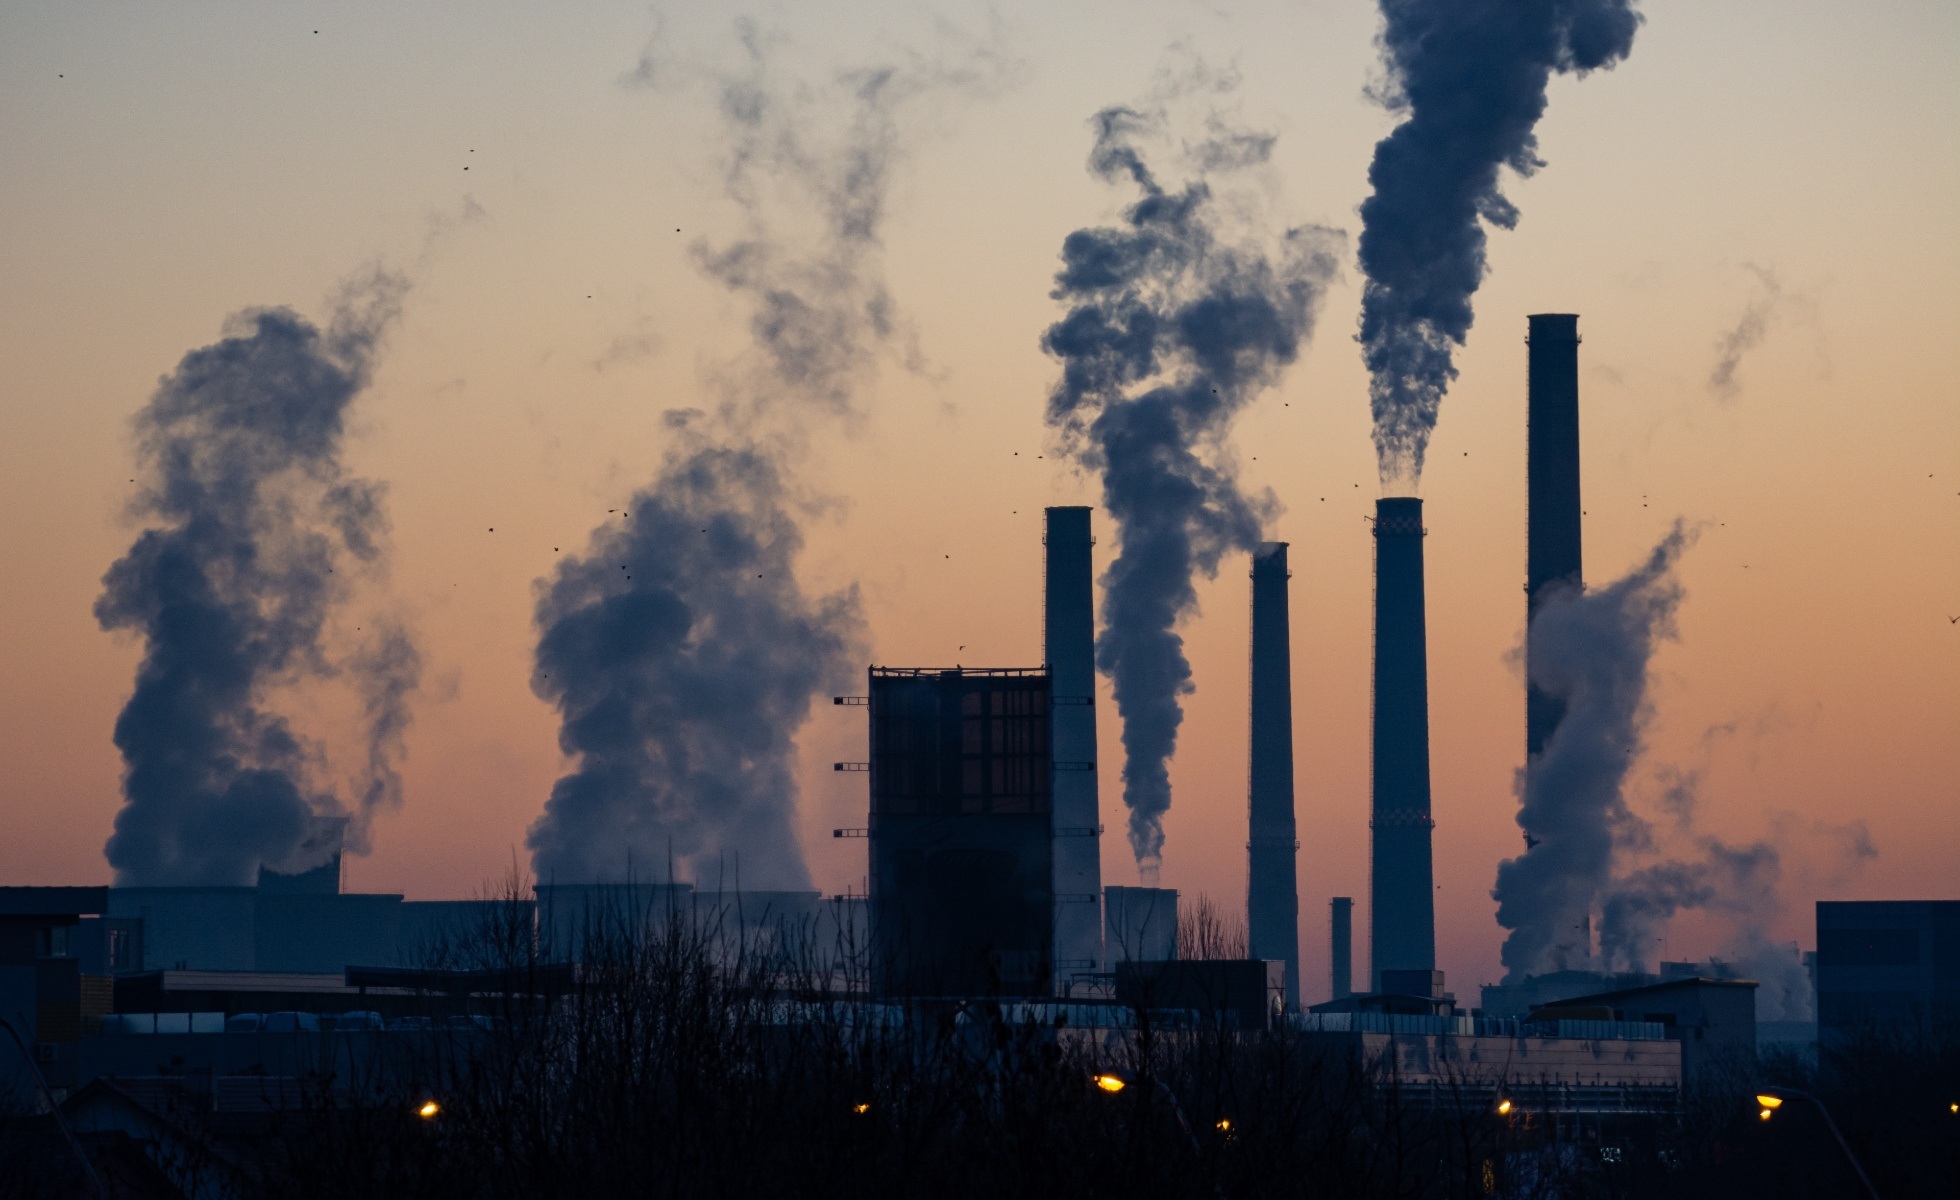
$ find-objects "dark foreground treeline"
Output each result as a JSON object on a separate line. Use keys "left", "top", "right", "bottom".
{"left": 5, "top": 889, "right": 1955, "bottom": 1200}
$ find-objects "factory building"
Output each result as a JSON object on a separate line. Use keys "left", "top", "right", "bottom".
{"left": 1816, "top": 900, "right": 1960, "bottom": 1044}
{"left": 865, "top": 667, "right": 1055, "bottom": 997}
{"left": 1245, "top": 543, "right": 1301, "bottom": 1011}
{"left": 1369, "top": 496, "right": 1437, "bottom": 992}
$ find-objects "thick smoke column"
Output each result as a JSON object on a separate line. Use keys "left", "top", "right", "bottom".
{"left": 1492, "top": 523, "right": 1690, "bottom": 978}
{"left": 530, "top": 433, "right": 859, "bottom": 889}
{"left": 1359, "top": 0, "right": 1641, "bottom": 485}
{"left": 528, "top": 30, "right": 997, "bottom": 887}
{"left": 1042, "top": 91, "right": 1342, "bottom": 877}
{"left": 97, "top": 274, "right": 419, "bottom": 885}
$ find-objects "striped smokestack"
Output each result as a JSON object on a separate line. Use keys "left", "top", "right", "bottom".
{"left": 1527, "top": 314, "right": 1584, "bottom": 767}
{"left": 1369, "top": 496, "right": 1435, "bottom": 990}
{"left": 1045, "top": 507, "right": 1104, "bottom": 981}
{"left": 1246, "top": 543, "right": 1300, "bottom": 1010}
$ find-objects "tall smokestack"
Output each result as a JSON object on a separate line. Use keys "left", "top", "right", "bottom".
{"left": 1246, "top": 543, "right": 1300, "bottom": 1009}
{"left": 1370, "top": 496, "right": 1435, "bottom": 990}
{"left": 1331, "top": 896, "right": 1354, "bottom": 1000}
{"left": 1527, "top": 314, "right": 1584, "bottom": 767}
{"left": 1046, "top": 507, "right": 1104, "bottom": 981}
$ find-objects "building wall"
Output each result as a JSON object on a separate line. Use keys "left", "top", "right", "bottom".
{"left": 869, "top": 669, "right": 1054, "bottom": 997}
{"left": 1816, "top": 900, "right": 1960, "bottom": 1042}
{"left": 256, "top": 893, "right": 403, "bottom": 973}
{"left": 1360, "top": 1031, "right": 1681, "bottom": 1091}
{"left": 108, "top": 888, "right": 258, "bottom": 972}
{"left": 1105, "top": 886, "right": 1177, "bottom": 963}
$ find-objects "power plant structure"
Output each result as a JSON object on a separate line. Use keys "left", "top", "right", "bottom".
{"left": 1368, "top": 496, "right": 1437, "bottom": 993}
{"left": 1044, "top": 507, "right": 1105, "bottom": 981}
{"left": 865, "top": 666, "right": 1056, "bottom": 997}
{"left": 10, "top": 308, "right": 1856, "bottom": 1126}
{"left": 1246, "top": 543, "right": 1301, "bottom": 1010}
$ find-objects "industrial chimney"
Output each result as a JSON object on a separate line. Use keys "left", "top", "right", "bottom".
{"left": 1045, "top": 507, "right": 1104, "bottom": 983}
{"left": 1246, "top": 543, "right": 1301, "bottom": 1010}
{"left": 1526, "top": 314, "right": 1584, "bottom": 769}
{"left": 1330, "top": 896, "right": 1354, "bottom": 1001}
{"left": 1369, "top": 496, "right": 1436, "bottom": 991}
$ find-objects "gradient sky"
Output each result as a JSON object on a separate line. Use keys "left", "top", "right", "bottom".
{"left": 2, "top": 0, "right": 1954, "bottom": 1001}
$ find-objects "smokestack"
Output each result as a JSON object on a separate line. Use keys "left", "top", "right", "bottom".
{"left": 1369, "top": 496, "right": 1435, "bottom": 990}
{"left": 1527, "top": 314, "right": 1584, "bottom": 767}
{"left": 1246, "top": 543, "right": 1300, "bottom": 1010}
{"left": 1046, "top": 507, "right": 1105, "bottom": 979}
{"left": 1331, "top": 896, "right": 1354, "bottom": 1000}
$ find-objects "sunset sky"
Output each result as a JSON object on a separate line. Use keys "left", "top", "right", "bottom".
{"left": 2, "top": 0, "right": 1954, "bottom": 1000}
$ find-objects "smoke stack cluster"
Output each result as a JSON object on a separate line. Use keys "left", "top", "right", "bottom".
{"left": 1045, "top": 507, "right": 1104, "bottom": 976}
{"left": 1246, "top": 543, "right": 1300, "bottom": 1009}
{"left": 1369, "top": 497, "right": 1436, "bottom": 990}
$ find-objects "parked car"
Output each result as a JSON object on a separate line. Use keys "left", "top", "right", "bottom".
{"left": 330, "top": 1010, "right": 385, "bottom": 1032}
{"left": 224, "top": 1013, "right": 265, "bottom": 1033}
{"left": 385, "top": 1015, "right": 433, "bottom": 1033}
{"left": 262, "top": 1011, "right": 320, "bottom": 1033}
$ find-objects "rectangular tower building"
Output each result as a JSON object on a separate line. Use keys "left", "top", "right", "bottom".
{"left": 867, "top": 668, "right": 1054, "bottom": 997}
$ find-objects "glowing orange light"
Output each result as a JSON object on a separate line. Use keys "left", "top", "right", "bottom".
{"left": 852, "top": 1103, "right": 870, "bottom": 1114}
{"left": 1216, "top": 1119, "right": 1232, "bottom": 1132}
{"left": 1496, "top": 1099, "right": 1512, "bottom": 1116}
{"left": 1755, "top": 1094, "right": 1783, "bottom": 1110}
{"left": 418, "top": 1100, "right": 440, "bottom": 1120}
{"left": 1094, "top": 1074, "right": 1127, "bottom": 1094}
{"left": 1759, "top": 1109, "right": 1773, "bottom": 1121}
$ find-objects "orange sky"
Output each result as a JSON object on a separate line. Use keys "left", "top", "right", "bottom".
{"left": 1, "top": 0, "right": 1954, "bottom": 999}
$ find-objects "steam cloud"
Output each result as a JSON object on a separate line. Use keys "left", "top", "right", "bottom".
{"left": 1042, "top": 81, "right": 1342, "bottom": 878}
{"left": 1493, "top": 524, "right": 1691, "bottom": 977}
{"left": 527, "top": 26, "right": 1002, "bottom": 887}
{"left": 97, "top": 273, "right": 419, "bottom": 886}
{"left": 1496, "top": 524, "right": 1875, "bottom": 1009}
{"left": 1359, "top": 0, "right": 1642, "bottom": 486}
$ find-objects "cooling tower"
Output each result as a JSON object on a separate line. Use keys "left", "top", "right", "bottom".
{"left": 1045, "top": 507, "right": 1105, "bottom": 980}
{"left": 1246, "top": 543, "right": 1301, "bottom": 1010}
{"left": 1330, "top": 896, "right": 1354, "bottom": 1000}
{"left": 1526, "top": 314, "right": 1584, "bottom": 762}
{"left": 1369, "top": 496, "right": 1436, "bottom": 991}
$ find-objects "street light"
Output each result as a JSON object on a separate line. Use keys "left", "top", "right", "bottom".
{"left": 1496, "top": 1098, "right": 1513, "bottom": 1116}
{"left": 1090, "top": 1069, "right": 1200, "bottom": 1153}
{"left": 1752, "top": 1086, "right": 1877, "bottom": 1200}
{"left": 418, "top": 1099, "right": 441, "bottom": 1120}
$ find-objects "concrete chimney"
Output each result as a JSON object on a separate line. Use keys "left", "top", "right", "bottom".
{"left": 1330, "top": 896, "right": 1354, "bottom": 1000}
{"left": 1045, "top": 507, "right": 1104, "bottom": 981}
{"left": 1369, "top": 496, "right": 1436, "bottom": 991}
{"left": 1527, "top": 314, "right": 1584, "bottom": 767}
{"left": 1246, "top": 543, "right": 1301, "bottom": 1010}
